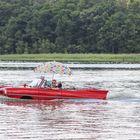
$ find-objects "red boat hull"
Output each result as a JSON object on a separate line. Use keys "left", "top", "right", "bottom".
{"left": 0, "top": 87, "right": 108, "bottom": 100}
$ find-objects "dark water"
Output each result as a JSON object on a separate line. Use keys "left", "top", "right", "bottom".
{"left": 0, "top": 62, "right": 140, "bottom": 140}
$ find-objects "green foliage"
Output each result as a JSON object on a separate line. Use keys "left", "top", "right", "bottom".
{"left": 0, "top": 53, "right": 139, "bottom": 63}
{"left": 0, "top": 0, "right": 140, "bottom": 54}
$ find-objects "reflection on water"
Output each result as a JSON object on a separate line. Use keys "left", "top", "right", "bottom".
{"left": 0, "top": 63, "right": 140, "bottom": 139}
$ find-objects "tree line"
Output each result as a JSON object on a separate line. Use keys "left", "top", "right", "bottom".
{"left": 0, "top": 0, "right": 140, "bottom": 54}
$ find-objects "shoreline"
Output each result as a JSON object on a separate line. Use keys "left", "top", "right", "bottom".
{"left": 0, "top": 53, "right": 140, "bottom": 64}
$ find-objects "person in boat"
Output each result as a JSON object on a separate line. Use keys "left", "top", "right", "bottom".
{"left": 44, "top": 80, "right": 51, "bottom": 88}
{"left": 38, "top": 77, "right": 53, "bottom": 88}
{"left": 57, "top": 82, "right": 62, "bottom": 89}
{"left": 51, "top": 79, "right": 62, "bottom": 89}
{"left": 51, "top": 79, "right": 57, "bottom": 89}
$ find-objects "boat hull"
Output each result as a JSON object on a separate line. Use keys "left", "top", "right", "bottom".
{"left": 0, "top": 87, "right": 108, "bottom": 100}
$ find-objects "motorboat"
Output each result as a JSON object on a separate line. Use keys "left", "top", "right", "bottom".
{"left": 0, "top": 62, "right": 108, "bottom": 100}
{"left": 0, "top": 79, "right": 108, "bottom": 100}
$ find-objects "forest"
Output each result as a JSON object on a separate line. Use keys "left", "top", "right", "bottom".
{"left": 0, "top": 0, "right": 140, "bottom": 54}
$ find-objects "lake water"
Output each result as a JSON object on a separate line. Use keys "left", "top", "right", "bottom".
{"left": 0, "top": 62, "right": 140, "bottom": 140}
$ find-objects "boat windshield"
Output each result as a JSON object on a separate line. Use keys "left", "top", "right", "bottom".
{"left": 27, "top": 79, "right": 61, "bottom": 89}
{"left": 28, "top": 79, "right": 41, "bottom": 87}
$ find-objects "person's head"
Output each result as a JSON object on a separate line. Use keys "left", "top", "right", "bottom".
{"left": 57, "top": 82, "right": 62, "bottom": 89}
{"left": 52, "top": 79, "right": 57, "bottom": 86}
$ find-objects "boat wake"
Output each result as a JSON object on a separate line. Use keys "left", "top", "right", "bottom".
{"left": 107, "top": 90, "right": 140, "bottom": 102}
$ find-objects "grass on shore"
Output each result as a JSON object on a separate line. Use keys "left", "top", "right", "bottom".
{"left": 0, "top": 53, "right": 140, "bottom": 63}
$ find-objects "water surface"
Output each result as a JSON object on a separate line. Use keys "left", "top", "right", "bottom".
{"left": 0, "top": 62, "right": 139, "bottom": 140}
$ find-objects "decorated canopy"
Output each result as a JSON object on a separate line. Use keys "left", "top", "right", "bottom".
{"left": 34, "top": 61, "right": 72, "bottom": 75}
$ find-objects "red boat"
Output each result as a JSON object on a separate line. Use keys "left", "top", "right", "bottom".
{"left": 0, "top": 87, "right": 108, "bottom": 101}
{"left": 0, "top": 87, "right": 108, "bottom": 100}
{"left": 0, "top": 78, "right": 108, "bottom": 100}
{"left": 0, "top": 62, "right": 109, "bottom": 100}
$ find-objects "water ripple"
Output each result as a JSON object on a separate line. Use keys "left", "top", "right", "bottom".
{"left": 0, "top": 63, "right": 140, "bottom": 139}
